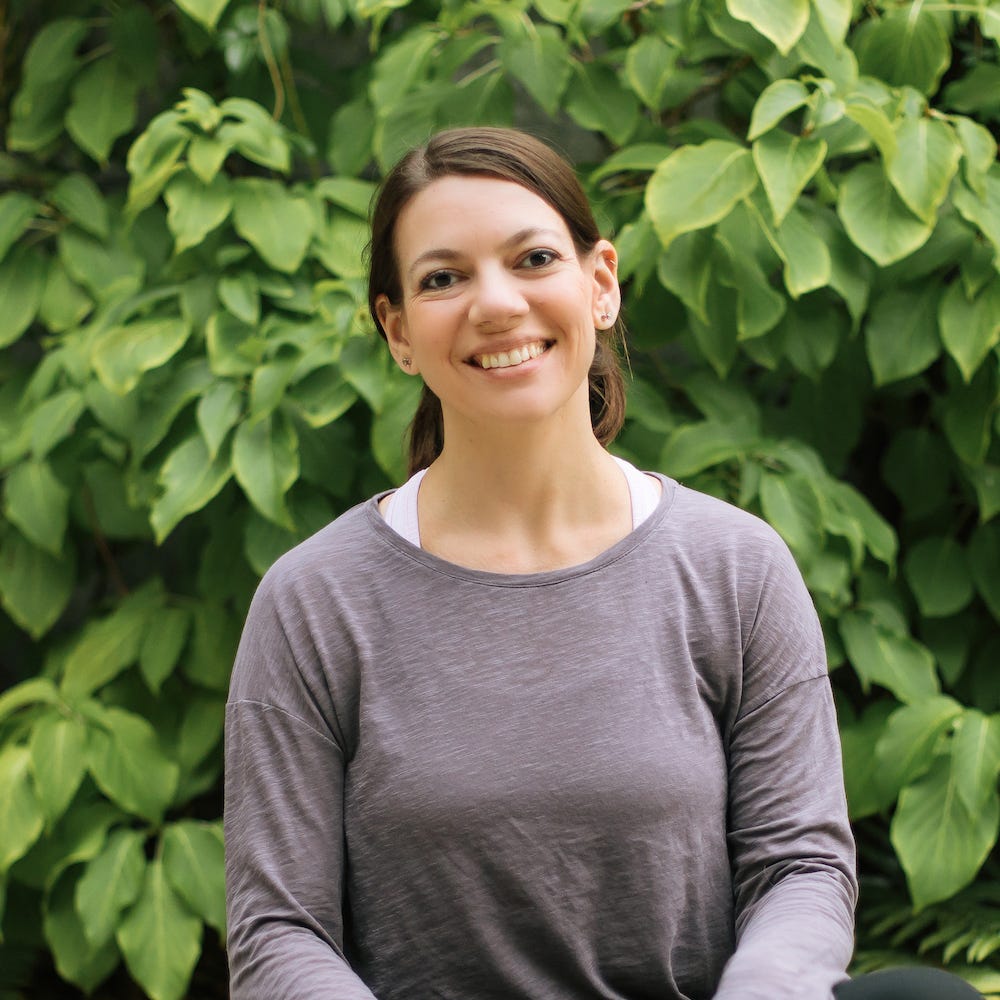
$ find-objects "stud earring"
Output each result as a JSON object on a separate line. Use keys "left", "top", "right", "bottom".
{"left": 401, "top": 357, "right": 412, "bottom": 368}
{"left": 600, "top": 313, "right": 611, "bottom": 324}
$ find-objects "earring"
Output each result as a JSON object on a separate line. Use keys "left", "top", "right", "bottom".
{"left": 600, "top": 313, "right": 611, "bottom": 324}
{"left": 401, "top": 357, "right": 412, "bottom": 368}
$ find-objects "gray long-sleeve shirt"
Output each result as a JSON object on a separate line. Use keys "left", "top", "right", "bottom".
{"left": 225, "top": 475, "right": 858, "bottom": 999}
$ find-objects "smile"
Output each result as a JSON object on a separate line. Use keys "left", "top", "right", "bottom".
{"left": 473, "top": 340, "right": 552, "bottom": 370}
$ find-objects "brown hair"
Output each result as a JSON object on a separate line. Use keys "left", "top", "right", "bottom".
{"left": 367, "top": 126, "right": 626, "bottom": 478}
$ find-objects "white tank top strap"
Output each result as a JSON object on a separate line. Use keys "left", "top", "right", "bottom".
{"left": 382, "top": 458, "right": 658, "bottom": 547}
{"left": 612, "top": 455, "right": 660, "bottom": 529}
{"left": 382, "top": 467, "right": 427, "bottom": 547}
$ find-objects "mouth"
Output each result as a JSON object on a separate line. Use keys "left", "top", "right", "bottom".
{"left": 471, "top": 340, "right": 553, "bottom": 370}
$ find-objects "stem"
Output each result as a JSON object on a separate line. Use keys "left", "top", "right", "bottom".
{"left": 257, "top": 0, "right": 285, "bottom": 122}
{"left": 81, "top": 484, "right": 130, "bottom": 599}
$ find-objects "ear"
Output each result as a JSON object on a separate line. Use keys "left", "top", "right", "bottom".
{"left": 590, "top": 239, "right": 621, "bottom": 329}
{"left": 375, "top": 294, "right": 419, "bottom": 374}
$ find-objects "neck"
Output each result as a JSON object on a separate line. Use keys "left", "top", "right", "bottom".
{"left": 415, "top": 403, "right": 632, "bottom": 573}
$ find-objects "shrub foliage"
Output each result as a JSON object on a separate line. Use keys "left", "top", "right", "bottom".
{"left": 1, "top": 0, "right": 999, "bottom": 996}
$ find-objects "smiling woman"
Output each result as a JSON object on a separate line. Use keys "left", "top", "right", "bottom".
{"left": 222, "top": 128, "right": 980, "bottom": 1000}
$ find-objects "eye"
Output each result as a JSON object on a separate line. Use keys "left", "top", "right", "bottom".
{"left": 419, "top": 270, "right": 458, "bottom": 291}
{"left": 519, "top": 249, "right": 559, "bottom": 270}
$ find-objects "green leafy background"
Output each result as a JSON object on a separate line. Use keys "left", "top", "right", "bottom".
{"left": 1, "top": 0, "right": 999, "bottom": 996}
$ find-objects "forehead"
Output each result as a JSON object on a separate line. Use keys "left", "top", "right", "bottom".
{"left": 393, "top": 175, "right": 572, "bottom": 258}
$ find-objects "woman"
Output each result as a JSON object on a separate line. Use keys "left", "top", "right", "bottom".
{"left": 224, "top": 127, "right": 980, "bottom": 1000}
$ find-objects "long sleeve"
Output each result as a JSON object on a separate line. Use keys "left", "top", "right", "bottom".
{"left": 713, "top": 543, "right": 858, "bottom": 1000}
{"left": 224, "top": 574, "right": 377, "bottom": 1000}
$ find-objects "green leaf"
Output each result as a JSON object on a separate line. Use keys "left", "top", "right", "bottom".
{"left": 65, "top": 58, "right": 139, "bottom": 164}
{"left": 624, "top": 34, "right": 678, "bottom": 113}
{"left": 217, "top": 105, "right": 291, "bottom": 173}
{"left": 196, "top": 380, "right": 243, "bottom": 459}
{"left": 726, "top": 0, "right": 809, "bottom": 54}
{"left": 188, "top": 134, "right": 231, "bottom": 185}
{"left": 855, "top": 7, "right": 951, "bottom": 95}
{"left": 28, "top": 714, "right": 88, "bottom": 827}
{"left": 887, "top": 117, "right": 963, "bottom": 224}
{"left": 218, "top": 272, "right": 260, "bottom": 325}
{"left": 843, "top": 100, "right": 897, "bottom": 163}
{"left": 29, "top": 388, "right": 86, "bottom": 459}
{"left": 126, "top": 111, "right": 190, "bottom": 217}
{"left": 714, "top": 237, "right": 786, "bottom": 340}
{"left": 840, "top": 610, "right": 939, "bottom": 704}
{"left": 87, "top": 706, "right": 179, "bottom": 823}
{"left": 139, "top": 606, "right": 192, "bottom": 694}
{"left": 173, "top": 0, "right": 232, "bottom": 30}
{"left": 0, "top": 677, "right": 58, "bottom": 723}
{"left": 164, "top": 172, "right": 233, "bottom": 254}
{"left": 498, "top": 23, "right": 571, "bottom": 116}
{"left": 162, "top": 820, "right": 225, "bottom": 932}
{"left": 184, "top": 601, "right": 240, "bottom": 692}
{"left": 3, "top": 459, "right": 70, "bottom": 556}
{"left": 646, "top": 141, "right": 758, "bottom": 251}
{"left": 660, "top": 420, "right": 757, "bottom": 478}
{"left": 747, "top": 79, "right": 810, "bottom": 141}
{"left": 0, "top": 192, "right": 39, "bottom": 264}
{"left": 864, "top": 284, "right": 941, "bottom": 385}
{"left": 759, "top": 469, "right": 825, "bottom": 559}
{"left": 232, "top": 179, "right": 315, "bottom": 273}
{"left": 75, "top": 827, "right": 146, "bottom": 948}
{"left": 43, "top": 868, "right": 120, "bottom": 994}
{"left": 93, "top": 316, "right": 192, "bottom": 395}
{"left": 982, "top": 1, "right": 1000, "bottom": 40}
{"left": 952, "top": 709, "right": 1000, "bottom": 812}
{"left": 954, "top": 173, "right": 1000, "bottom": 263}
{"left": 812, "top": 0, "right": 851, "bottom": 44}
{"left": 564, "top": 61, "right": 640, "bottom": 147}
{"left": 39, "top": 259, "right": 93, "bottom": 334}
{"left": 327, "top": 96, "right": 375, "bottom": 176}
{"left": 61, "top": 583, "right": 163, "bottom": 699}
{"left": 232, "top": 413, "right": 299, "bottom": 528}
{"left": 0, "top": 529, "right": 74, "bottom": 639}
{"left": 939, "top": 278, "right": 1000, "bottom": 382}
{"left": 7, "top": 19, "right": 87, "bottom": 152}
{"left": 656, "top": 231, "right": 713, "bottom": 323}
{"left": 368, "top": 26, "right": 438, "bottom": 112}
{"left": 892, "top": 752, "right": 999, "bottom": 910}
{"left": 58, "top": 227, "right": 145, "bottom": 302}
{"left": 371, "top": 375, "right": 423, "bottom": 484}
{"left": 117, "top": 858, "right": 202, "bottom": 1000}
{"left": 942, "top": 364, "right": 995, "bottom": 466}
{"left": 905, "top": 536, "right": 974, "bottom": 618}
{"left": 841, "top": 701, "right": 897, "bottom": 819}
{"left": 955, "top": 116, "right": 997, "bottom": 199}
{"left": 969, "top": 524, "right": 1000, "bottom": 622}
{"left": 0, "top": 745, "right": 44, "bottom": 873}
{"left": 314, "top": 177, "right": 377, "bottom": 218}
{"left": 0, "top": 245, "right": 47, "bottom": 348}
{"left": 150, "top": 433, "right": 233, "bottom": 544}
{"left": 827, "top": 482, "right": 897, "bottom": 567}
{"left": 753, "top": 131, "right": 827, "bottom": 226}
{"left": 772, "top": 205, "right": 832, "bottom": 298}
{"left": 969, "top": 464, "right": 1000, "bottom": 524}
{"left": 286, "top": 366, "right": 357, "bottom": 428}
{"left": 875, "top": 695, "right": 963, "bottom": 797}
{"left": 837, "top": 163, "right": 933, "bottom": 266}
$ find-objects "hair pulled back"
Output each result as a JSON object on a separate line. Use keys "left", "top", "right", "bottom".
{"left": 367, "top": 127, "right": 626, "bottom": 477}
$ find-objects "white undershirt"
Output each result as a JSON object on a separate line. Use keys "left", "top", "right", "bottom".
{"left": 382, "top": 457, "right": 659, "bottom": 548}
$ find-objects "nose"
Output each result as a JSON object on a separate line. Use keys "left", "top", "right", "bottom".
{"left": 467, "top": 264, "right": 529, "bottom": 329}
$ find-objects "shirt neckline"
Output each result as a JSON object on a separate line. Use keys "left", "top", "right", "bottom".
{"left": 364, "top": 472, "right": 677, "bottom": 589}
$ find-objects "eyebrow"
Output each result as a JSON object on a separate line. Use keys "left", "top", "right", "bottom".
{"left": 405, "top": 227, "right": 568, "bottom": 281}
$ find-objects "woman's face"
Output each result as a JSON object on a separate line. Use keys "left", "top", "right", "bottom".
{"left": 375, "top": 175, "right": 619, "bottom": 438}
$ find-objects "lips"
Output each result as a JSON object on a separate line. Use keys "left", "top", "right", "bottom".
{"left": 472, "top": 340, "right": 552, "bottom": 370}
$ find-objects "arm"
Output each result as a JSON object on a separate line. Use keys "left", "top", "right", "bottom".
{"left": 224, "top": 577, "right": 377, "bottom": 1000}
{"left": 713, "top": 543, "right": 858, "bottom": 1000}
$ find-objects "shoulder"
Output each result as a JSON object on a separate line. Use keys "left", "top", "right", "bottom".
{"left": 658, "top": 479, "right": 796, "bottom": 578}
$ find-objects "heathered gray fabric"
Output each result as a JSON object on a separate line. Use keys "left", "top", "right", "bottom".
{"left": 225, "top": 475, "right": 858, "bottom": 1000}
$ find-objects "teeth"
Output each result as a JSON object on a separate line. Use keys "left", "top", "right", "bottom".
{"left": 478, "top": 342, "right": 547, "bottom": 369}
